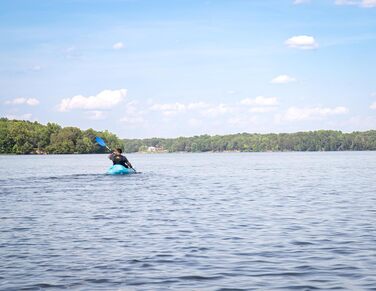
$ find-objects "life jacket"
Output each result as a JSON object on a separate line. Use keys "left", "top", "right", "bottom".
{"left": 112, "top": 154, "right": 128, "bottom": 167}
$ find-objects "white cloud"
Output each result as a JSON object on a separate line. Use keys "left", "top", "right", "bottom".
{"left": 335, "top": 0, "right": 376, "bottom": 7}
{"left": 150, "top": 102, "right": 186, "bottom": 116}
{"left": 240, "top": 96, "right": 278, "bottom": 106}
{"left": 335, "top": 0, "right": 357, "bottom": 4}
{"left": 58, "top": 89, "right": 126, "bottom": 112}
{"left": 285, "top": 35, "right": 318, "bottom": 49}
{"left": 149, "top": 101, "right": 210, "bottom": 116}
{"left": 187, "top": 102, "right": 210, "bottom": 110}
{"left": 150, "top": 102, "right": 186, "bottom": 112}
{"left": 280, "top": 106, "right": 349, "bottom": 121}
{"left": 148, "top": 99, "right": 276, "bottom": 120}
{"left": 31, "top": 65, "right": 42, "bottom": 71}
{"left": 240, "top": 97, "right": 278, "bottom": 115}
{"left": 5, "top": 97, "right": 40, "bottom": 106}
{"left": 249, "top": 107, "right": 277, "bottom": 113}
{"left": 113, "top": 42, "right": 125, "bottom": 50}
{"left": 201, "top": 103, "right": 233, "bottom": 117}
{"left": 294, "top": 0, "right": 311, "bottom": 4}
{"left": 26, "top": 98, "right": 39, "bottom": 106}
{"left": 370, "top": 102, "right": 376, "bottom": 110}
{"left": 5, "top": 113, "right": 33, "bottom": 121}
{"left": 363, "top": 0, "right": 376, "bottom": 7}
{"left": 271, "top": 75, "right": 297, "bottom": 84}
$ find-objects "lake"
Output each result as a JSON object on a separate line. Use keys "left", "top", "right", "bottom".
{"left": 1, "top": 152, "right": 376, "bottom": 290}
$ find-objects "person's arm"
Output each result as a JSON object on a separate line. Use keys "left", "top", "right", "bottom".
{"left": 123, "top": 156, "right": 133, "bottom": 168}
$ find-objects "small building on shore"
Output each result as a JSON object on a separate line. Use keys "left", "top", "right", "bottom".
{"left": 147, "top": 146, "right": 157, "bottom": 152}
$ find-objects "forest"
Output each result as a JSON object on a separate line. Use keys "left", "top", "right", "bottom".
{"left": 123, "top": 130, "right": 376, "bottom": 153}
{"left": 0, "top": 118, "right": 123, "bottom": 154}
{"left": 1, "top": 118, "right": 376, "bottom": 154}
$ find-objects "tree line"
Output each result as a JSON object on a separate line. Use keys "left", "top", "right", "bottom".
{"left": 0, "top": 118, "right": 123, "bottom": 154}
{"left": 123, "top": 130, "right": 376, "bottom": 153}
{"left": 1, "top": 118, "right": 376, "bottom": 154}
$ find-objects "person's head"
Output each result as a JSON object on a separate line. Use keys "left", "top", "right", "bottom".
{"left": 115, "top": 148, "right": 123, "bottom": 154}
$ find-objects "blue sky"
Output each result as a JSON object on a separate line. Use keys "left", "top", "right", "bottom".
{"left": 1, "top": 0, "right": 376, "bottom": 138}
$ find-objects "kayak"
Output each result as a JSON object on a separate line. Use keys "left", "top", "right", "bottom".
{"left": 107, "top": 165, "right": 136, "bottom": 175}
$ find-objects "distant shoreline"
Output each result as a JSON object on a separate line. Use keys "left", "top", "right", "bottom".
{"left": 123, "top": 130, "right": 376, "bottom": 153}
{"left": 1, "top": 118, "right": 376, "bottom": 154}
{"left": 1, "top": 150, "right": 376, "bottom": 156}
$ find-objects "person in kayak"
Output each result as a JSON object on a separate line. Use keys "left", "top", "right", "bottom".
{"left": 108, "top": 148, "right": 133, "bottom": 169}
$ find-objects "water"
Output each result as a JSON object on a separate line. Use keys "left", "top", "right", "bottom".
{"left": 1, "top": 152, "right": 376, "bottom": 290}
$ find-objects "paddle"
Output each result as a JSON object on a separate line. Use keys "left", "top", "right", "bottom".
{"left": 95, "top": 136, "right": 112, "bottom": 152}
{"left": 95, "top": 136, "right": 138, "bottom": 173}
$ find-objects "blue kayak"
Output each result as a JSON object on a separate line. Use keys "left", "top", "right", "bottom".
{"left": 107, "top": 165, "right": 136, "bottom": 175}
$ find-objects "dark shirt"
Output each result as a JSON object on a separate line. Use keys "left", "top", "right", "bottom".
{"left": 109, "top": 153, "right": 130, "bottom": 168}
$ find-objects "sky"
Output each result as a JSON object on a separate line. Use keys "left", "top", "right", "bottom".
{"left": 0, "top": 0, "right": 376, "bottom": 138}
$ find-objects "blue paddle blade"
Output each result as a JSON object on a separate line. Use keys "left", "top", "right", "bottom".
{"left": 95, "top": 136, "right": 107, "bottom": 147}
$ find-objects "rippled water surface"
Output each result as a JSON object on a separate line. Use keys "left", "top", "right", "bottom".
{"left": 1, "top": 152, "right": 376, "bottom": 290}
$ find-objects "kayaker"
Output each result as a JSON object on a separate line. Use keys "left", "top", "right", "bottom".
{"left": 108, "top": 148, "right": 133, "bottom": 169}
